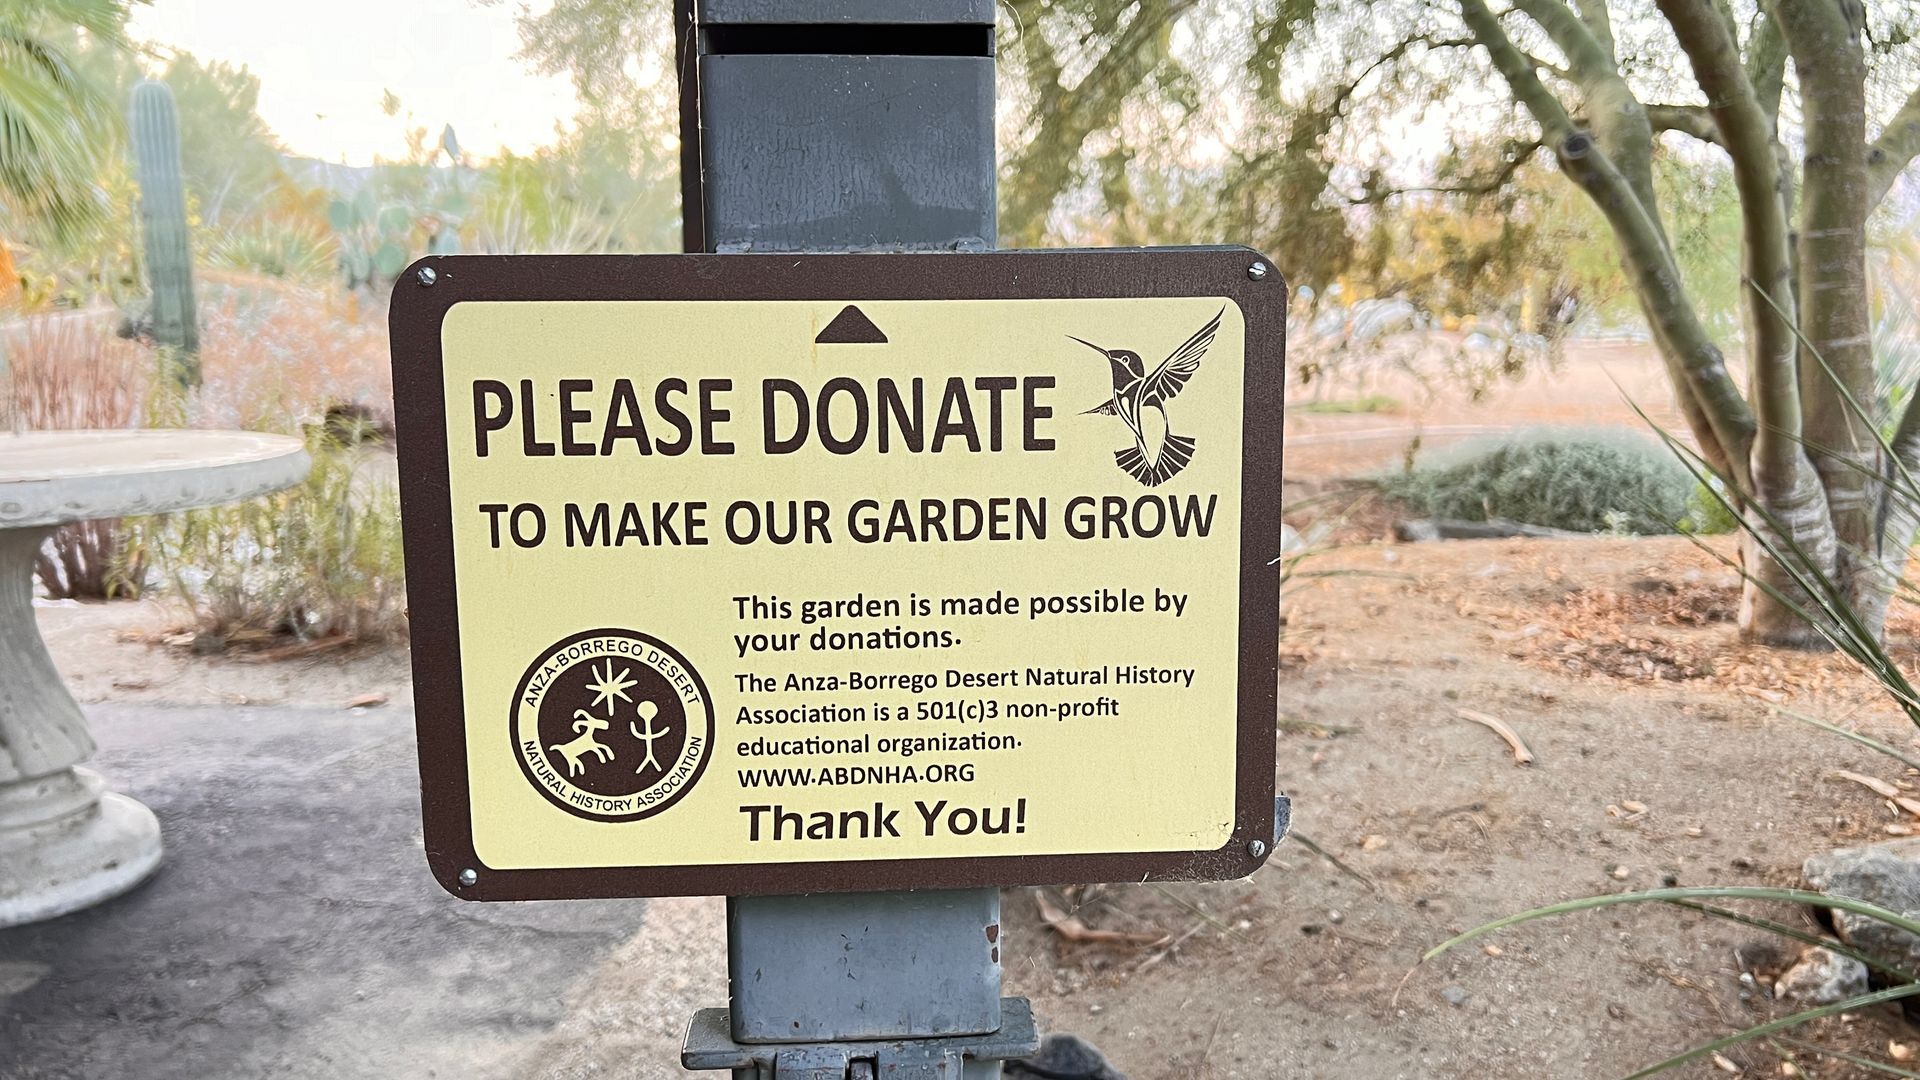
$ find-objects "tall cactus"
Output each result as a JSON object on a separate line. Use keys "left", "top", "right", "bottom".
{"left": 128, "top": 80, "right": 200, "bottom": 384}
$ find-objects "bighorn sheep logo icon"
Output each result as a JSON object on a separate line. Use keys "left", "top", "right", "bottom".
{"left": 549, "top": 710, "right": 614, "bottom": 777}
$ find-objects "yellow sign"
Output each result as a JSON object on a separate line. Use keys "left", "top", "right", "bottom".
{"left": 392, "top": 252, "right": 1282, "bottom": 898}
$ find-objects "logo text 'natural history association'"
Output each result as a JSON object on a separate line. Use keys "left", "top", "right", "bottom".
{"left": 511, "top": 630, "right": 713, "bottom": 822}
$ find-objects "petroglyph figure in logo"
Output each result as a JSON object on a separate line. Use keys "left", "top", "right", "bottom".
{"left": 630, "top": 699, "right": 668, "bottom": 777}
{"left": 544, "top": 659, "right": 635, "bottom": 777}
{"left": 584, "top": 659, "right": 637, "bottom": 715}
{"left": 1072, "top": 308, "right": 1223, "bottom": 487}
{"left": 514, "top": 630, "right": 715, "bottom": 822}
{"left": 549, "top": 711, "right": 615, "bottom": 776}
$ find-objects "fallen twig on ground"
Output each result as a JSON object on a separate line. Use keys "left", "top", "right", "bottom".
{"left": 1034, "top": 889, "right": 1170, "bottom": 947}
{"left": 1456, "top": 707, "right": 1534, "bottom": 764}
{"left": 1289, "top": 830, "right": 1380, "bottom": 893}
{"left": 1832, "top": 769, "right": 1920, "bottom": 817}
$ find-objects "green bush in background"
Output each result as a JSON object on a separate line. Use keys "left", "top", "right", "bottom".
{"left": 1379, "top": 427, "right": 1723, "bottom": 536}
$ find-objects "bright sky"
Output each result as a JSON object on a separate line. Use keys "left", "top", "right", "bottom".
{"left": 127, "top": 0, "right": 581, "bottom": 166}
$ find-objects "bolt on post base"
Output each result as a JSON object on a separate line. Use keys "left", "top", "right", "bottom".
{"left": 683, "top": 998, "right": 1039, "bottom": 1080}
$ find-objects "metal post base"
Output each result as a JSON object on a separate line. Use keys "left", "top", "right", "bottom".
{"left": 727, "top": 889, "right": 1004, "bottom": 1043}
{"left": 684, "top": 998, "right": 1039, "bottom": 1079}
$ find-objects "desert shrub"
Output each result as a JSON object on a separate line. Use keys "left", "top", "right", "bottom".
{"left": 1378, "top": 427, "right": 1700, "bottom": 535}
{"left": 4, "top": 314, "right": 151, "bottom": 597}
{"left": 1685, "top": 479, "right": 1740, "bottom": 536}
{"left": 132, "top": 297, "right": 406, "bottom": 644}
{"left": 183, "top": 290, "right": 392, "bottom": 432}
{"left": 139, "top": 421, "right": 406, "bottom": 644}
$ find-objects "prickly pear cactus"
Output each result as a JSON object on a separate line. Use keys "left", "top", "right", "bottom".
{"left": 128, "top": 80, "right": 200, "bottom": 383}
{"left": 329, "top": 125, "right": 468, "bottom": 290}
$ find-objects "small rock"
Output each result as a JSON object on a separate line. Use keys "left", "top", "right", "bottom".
{"left": 1610, "top": 865, "right": 1630, "bottom": 880}
{"left": 0, "top": 962, "right": 51, "bottom": 999}
{"left": 1441, "top": 985, "right": 1470, "bottom": 1007}
{"left": 1773, "top": 946, "right": 1868, "bottom": 1005}
{"left": 1008, "top": 1034, "right": 1125, "bottom": 1080}
{"left": 1805, "top": 839, "right": 1920, "bottom": 977}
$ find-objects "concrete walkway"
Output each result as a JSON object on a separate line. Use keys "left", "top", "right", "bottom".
{"left": 0, "top": 703, "right": 653, "bottom": 1080}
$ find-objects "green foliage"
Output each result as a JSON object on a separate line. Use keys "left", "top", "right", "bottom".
{"left": 136, "top": 419, "right": 407, "bottom": 644}
{"left": 1684, "top": 480, "right": 1740, "bottom": 536}
{"left": 128, "top": 79, "right": 200, "bottom": 373}
{"left": 1378, "top": 427, "right": 1701, "bottom": 534}
{"left": 156, "top": 54, "right": 289, "bottom": 227}
{"left": 204, "top": 217, "right": 333, "bottom": 282}
{"left": 327, "top": 182, "right": 465, "bottom": 289}
{"left": 327, "top": 108, "right": 471, "bottom": 289}
{"left": 0, "top": 1, "right": 128, "bottom": 244}
{"left": 473, "top": 118, "right": 676, "bottom": 254}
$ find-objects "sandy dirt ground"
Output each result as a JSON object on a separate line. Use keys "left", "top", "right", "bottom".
{"left": 34, "top": 337, "right": 1920, "bottom": 1078}
{"left": 40, "top": 538, "right": 1920, "bottom": 1079}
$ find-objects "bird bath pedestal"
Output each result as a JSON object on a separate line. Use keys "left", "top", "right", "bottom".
{"left": 0, "top": 430, "right": 308, "bottom": 927}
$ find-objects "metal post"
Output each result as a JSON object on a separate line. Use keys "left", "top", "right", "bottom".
{"left": 678, "top": 2, "right": 1032, "bottom": 1076}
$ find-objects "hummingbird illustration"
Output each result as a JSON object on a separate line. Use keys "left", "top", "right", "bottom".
{"left": 1072, "top": 308, "right": 1224, "bottom": 487}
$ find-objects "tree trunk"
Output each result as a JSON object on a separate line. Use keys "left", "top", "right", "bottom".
{"left": 1445, "top": 0, "right": 1920, "bottom": 649}
{"left": 1737, "top": 0, "right": 1888, "bottom": 648}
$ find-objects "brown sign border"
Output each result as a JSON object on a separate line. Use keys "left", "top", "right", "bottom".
{"left": 389, "top": 248, "right": 1285, "bottom": 901}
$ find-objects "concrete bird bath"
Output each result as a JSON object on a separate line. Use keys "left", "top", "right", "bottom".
{"left": 0, "top": 430, "right": 308, "bottom": 926}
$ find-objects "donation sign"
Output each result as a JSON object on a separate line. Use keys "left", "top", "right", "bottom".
{"left": 390, "top": 249, "right": 1283, "bottom": 899}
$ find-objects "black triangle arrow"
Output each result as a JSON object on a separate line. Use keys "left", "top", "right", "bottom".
{"left": 815, "top": 305, "right": 888, "bottom": 344}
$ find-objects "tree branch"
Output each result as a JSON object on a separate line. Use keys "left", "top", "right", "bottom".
{"left": 1519, "top": 49, "right": 1574, "bottom": 82}
{"left": 1341, "top": 140, "right": 1544, "bottom": 204}
{"left": 1744, "top": 9, "right": 1788, "bottom": 123}
{"left": 1868, "top": 81, "right": 1920, "bottom": 209}
{"left": 1459, "top": 0, "right": 1754, "bottom": 482}
{"left": 1511, "top": 0, "right": 1665, "bottom": 241}
{"left": 1327, "top": 35, "right": 1477, "bottom": 116}
{"left": 1767, "top": 0, "right": 1881, "bottom": 570}
{"left": 1656, "top": 0, "right": 1802, "bottom": 489}
{"left": 1573, "top": 0, "right": 1616, "bottom": 57}
{"left": 1646, "top": 103, "right": 1725, "bottom": 146}
{"left": 1513, "top": 0, "right": 1617, "bottom": 79}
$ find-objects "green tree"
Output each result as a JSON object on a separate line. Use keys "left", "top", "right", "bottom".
{"left": 0, "top": 0, "right": 130, "bottom": 246}
{"left": 996, "top": 0, "right": 1209, "bottom": 245}
{"left": 158, "top": 55, "right": 287, "bottom": 226}
{"left": 495, "top": 0, "right": 680, "bottom": 251}
{"left": 1298, "top": 0, "right": 1920, "bottom": 646}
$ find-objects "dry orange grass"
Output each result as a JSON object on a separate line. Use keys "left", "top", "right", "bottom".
{"left": 184, "top": 287, "right": 391, "bottom": 434}
{"left": 5, "top": 314, "right": 151, "bottom": 597}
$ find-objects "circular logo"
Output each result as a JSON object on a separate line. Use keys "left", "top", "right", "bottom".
{"left": 511, "top": 629, "right": 713, "bottom": 822}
